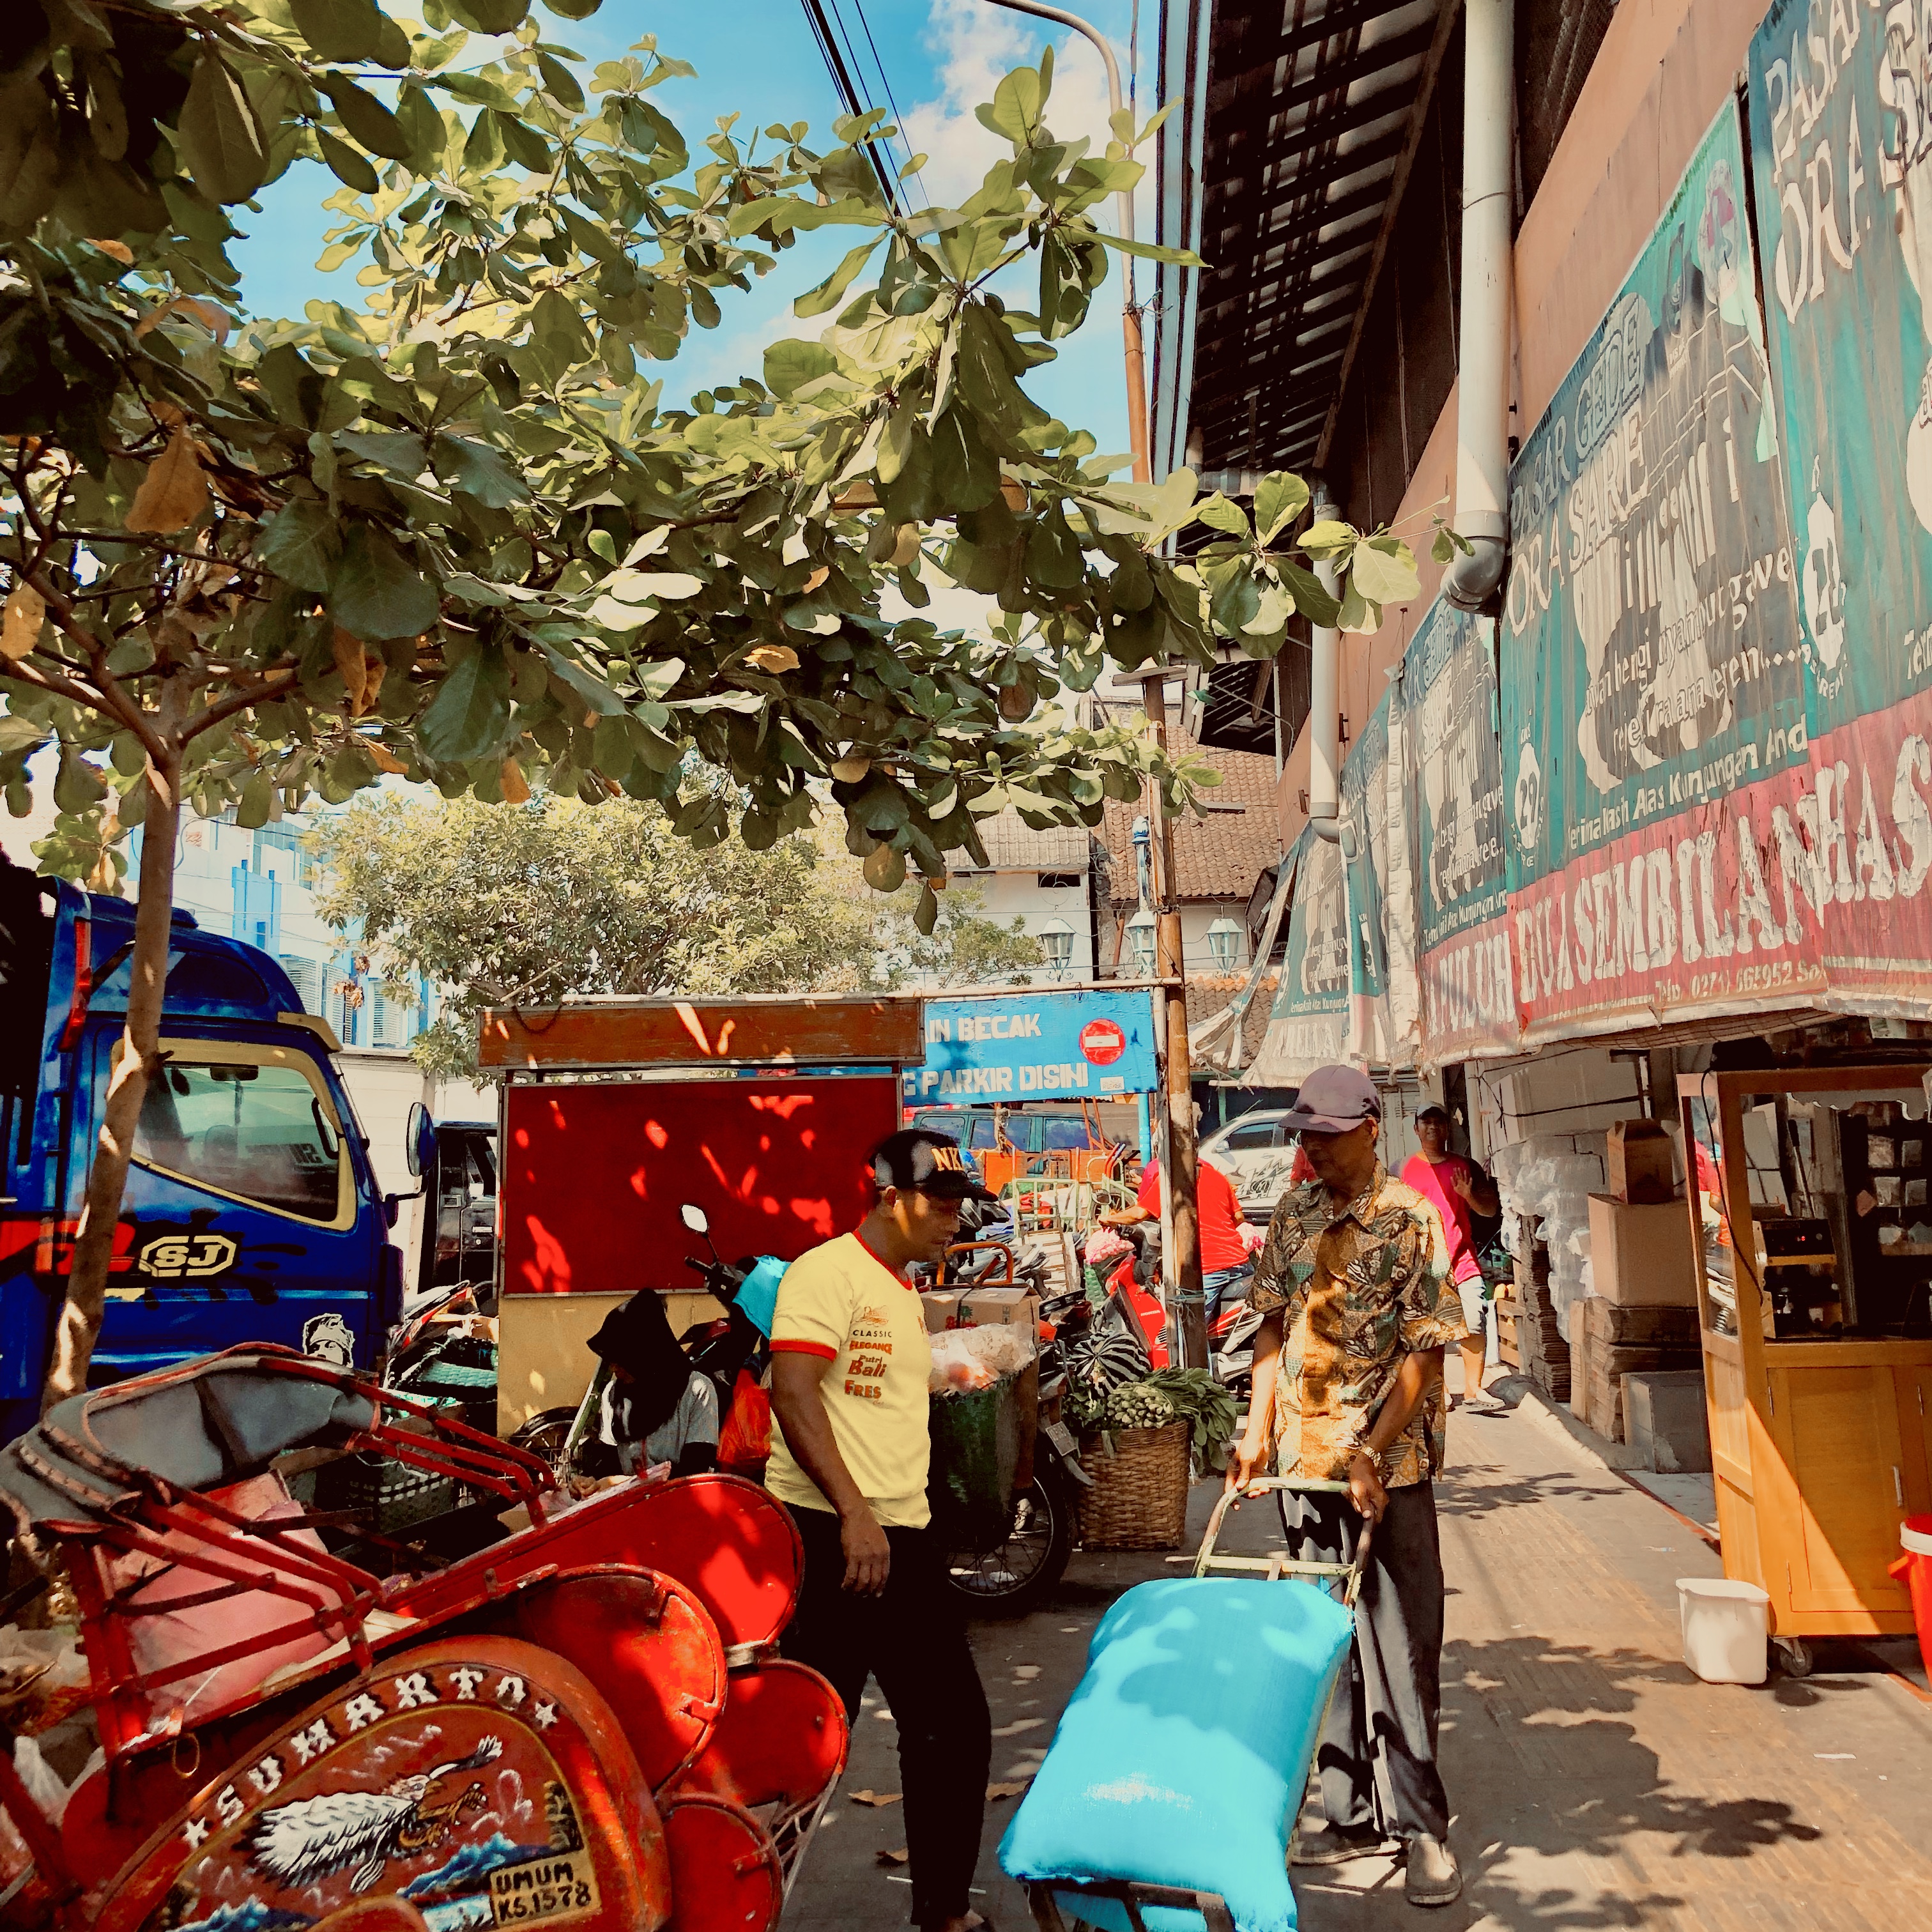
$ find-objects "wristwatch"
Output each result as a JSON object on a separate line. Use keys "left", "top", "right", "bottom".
{"left": 1348, "top": 1439, "right": 1390, "bottom": 1480}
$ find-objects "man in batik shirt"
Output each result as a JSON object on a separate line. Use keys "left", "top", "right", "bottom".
{"left": 1226, "top": 1064, "right": 1468, "bottom": 1908}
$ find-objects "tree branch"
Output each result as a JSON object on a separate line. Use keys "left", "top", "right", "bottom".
{"left": 0, "top": 656, "right": 117, "bottom": 719}
{"left": 20, "top": 569, "right": 169, "bottom": 765}
{"left": 183, "top": 664, "right": 301, "bottom": 741}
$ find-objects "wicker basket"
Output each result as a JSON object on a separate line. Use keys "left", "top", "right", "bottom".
{"left": 1075, "top": 1420, "right": 1192, "bottom": 1550}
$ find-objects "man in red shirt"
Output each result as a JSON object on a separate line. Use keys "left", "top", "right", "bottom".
{"left": 1107, "top": 1141, "right": 1255, "bottom": 1325}
{"left": 1400, "top": 1105, "right": 1503, "bottom": 1413}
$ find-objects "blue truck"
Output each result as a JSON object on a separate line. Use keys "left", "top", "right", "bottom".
{"left": 0, "top": 863, "right": 414, "bottom": 1444}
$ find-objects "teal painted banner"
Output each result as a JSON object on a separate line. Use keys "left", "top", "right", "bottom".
{"left": 1747, "top": 0, "right": 1932, "bottom": 740}
{"left": 1255, "top": 826, "right": 1349, "bottom": 1082}
{"left": 1503, "top": 100, "right": 1807, "bottom": 910}
{"left": 1740, "top": 1, "right": 1932, "bottom": 1014}
{"left": 1340, "top": 684, "right": 1418, "bottom": 1064}
{"left": 1344, "top": 689, "right": 1392, "bottom": 1010}
{"left": 1404, "top": 599, "right": 1519, "bottom": 1061}
{"left": 1408, "top": 600, "right": 1507, "bottom": 953}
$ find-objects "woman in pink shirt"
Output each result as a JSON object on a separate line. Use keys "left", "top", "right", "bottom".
{"left": 1400, "top": 1105, "right": 1503, "bottom": 1413}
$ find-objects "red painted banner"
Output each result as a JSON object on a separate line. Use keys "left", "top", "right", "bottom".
{"left": 1505, "top": 686, "right": 1932, "bottom": 1041}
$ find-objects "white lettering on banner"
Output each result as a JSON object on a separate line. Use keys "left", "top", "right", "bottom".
{"left": 1512, "top": 732, "right": 1932, "bottom": 1011}
{"left": 1764, "top": 0, "right": 1873, "bottom": 322}
{"left": 925, "top": 1013, "right": 1045, "bottom": 1044}
{"left": 1896, "top": 737, "right": 1932, "bottom": 893}
{"left": 916, "top": 1062, "right": 1089, "bottom": 1098}
{"left": 1422, "top": 928, "right": 1516, "bottom": 1039}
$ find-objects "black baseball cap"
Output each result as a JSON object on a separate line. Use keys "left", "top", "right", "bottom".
{"left": 870, "top": 1128, "right": 998, "bottom": 1203}
{"left": 1285, "top": 1066, "right": 1383, "bottom": 1135}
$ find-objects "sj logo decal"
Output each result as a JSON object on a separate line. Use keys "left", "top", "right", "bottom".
{"left": 150, "top": 1663, "right": 599, "bottom": 1932}
{"left": 137, "top": 1231, "right": 238, "bottom": 1278}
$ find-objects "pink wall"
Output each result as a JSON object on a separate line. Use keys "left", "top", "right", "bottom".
{"left": 1275, "top": 0, "right": 1771, "bottom": 848}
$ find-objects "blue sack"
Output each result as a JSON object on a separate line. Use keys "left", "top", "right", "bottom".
{"left": 998, "top": 1575, "right": 1354, "bottom": 1932}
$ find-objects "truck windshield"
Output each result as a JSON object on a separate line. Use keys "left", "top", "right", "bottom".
{"left": 134, "top": 1059, "right": 345, "bottom": 1222}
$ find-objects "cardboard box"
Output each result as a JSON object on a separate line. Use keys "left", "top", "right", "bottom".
{"left": 1586, "top": 1193, "right": 1698, "bottom": 1306}
{"left": 1607, "top": 1119, "right": 1676, "bottom": 1204}
{"left": 1571, "top": 1295, "right": 1701, "bottom": 1441}
{"left": 960, "top": 1285, "right": 1040, "bottom": 1330}
{"left": 919, "top": 1289, "right": 965, "bottom": 1334}
{"left": 1580, "top": 1294, "right": 1698, "bottom": 1350}
{"left": 1623, "top": 1368, "right": 1712, "bottom": 1473}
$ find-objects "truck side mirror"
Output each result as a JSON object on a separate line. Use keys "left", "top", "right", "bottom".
{"left": 406, "top": 1101, "right": 438, "bottom": 1181}
{"left": 680, "top": 1203, "right": 709, "bottom": 1236}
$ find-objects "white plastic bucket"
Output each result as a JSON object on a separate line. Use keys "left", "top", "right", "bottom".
{"left": 1677, "top": 1577, "right": 1770, "bottom": 1684}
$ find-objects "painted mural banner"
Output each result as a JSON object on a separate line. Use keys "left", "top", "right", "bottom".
{"left": 1748, "top": 0, "right": 1932, "bottom": 746}
{"left": 1252, "top": 826, "right": 1349, "bottom": 1084}
{"left": 1501, "top": 98, "right": 1814, "bottom": 1042}
{"left": 1340, "top": 684, "right": 1419, "bottom": 1066}
{"left": 1742, "top": 0, "right": 1932, "bottom": 1017}
{"left": 1405, "top": 598, "right": 1519, "bottom": 1063}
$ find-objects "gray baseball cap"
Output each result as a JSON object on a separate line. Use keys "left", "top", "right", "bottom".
{"left": 1284, "top": 1066, "right": 1383, "bottom": 1135}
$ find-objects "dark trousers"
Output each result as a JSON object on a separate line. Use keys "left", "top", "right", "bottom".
{"left": 1280, "top": 1482, "right": 1450, "bottom": 1843}
{"left": 782, "top": 1506, "right": 992, "bottom": 1927}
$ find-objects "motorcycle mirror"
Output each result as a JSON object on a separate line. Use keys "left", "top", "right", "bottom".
{"left": 404, "top": 1101, "right": 437, "bottom": 1181}
{"left": 680, "top": 1203, "right": 709, "bottom": 1236}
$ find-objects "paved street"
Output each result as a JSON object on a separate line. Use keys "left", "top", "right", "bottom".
{"left": 786, "top": 1384, "right": 1932, "bottom": 1929}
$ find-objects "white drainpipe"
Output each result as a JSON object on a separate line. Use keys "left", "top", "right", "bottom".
{"left": 1309, "top": 484, "right": 1342, "bottom": 843}
{"left": 1444, "top": 0, "right": 1515, "bottom": 610}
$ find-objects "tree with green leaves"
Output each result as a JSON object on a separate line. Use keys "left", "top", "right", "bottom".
{"left": 0, "top": 0, "right": 1422, "bottom": 1409}
{"left": 310, "top": 790, "right": 1046, "bottom": 1077}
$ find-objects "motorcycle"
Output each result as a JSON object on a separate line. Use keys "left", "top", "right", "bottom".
{"left": 1096, "top": 1220, "right": 1266, "bottom": 1396}
{"left": 510, "top": 1203, "right": 778, "bottom": 1478}
{"left": 931, "top": 1252, "right": 1091, "bottom": 1619}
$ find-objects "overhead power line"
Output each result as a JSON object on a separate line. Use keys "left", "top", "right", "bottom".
{"left": 800, "top": 0, "right": 905, "bottom": 215}
{"left": 845, "top": 0, "right": 929, "bottom": 207}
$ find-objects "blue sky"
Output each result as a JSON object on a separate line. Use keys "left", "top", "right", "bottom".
{"left": 231, "top": 0, "right": 1152, "bottom": 457}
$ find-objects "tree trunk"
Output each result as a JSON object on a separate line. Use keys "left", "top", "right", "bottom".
{"left": 40, "top": 729, "right": 184, "bottom": 1414}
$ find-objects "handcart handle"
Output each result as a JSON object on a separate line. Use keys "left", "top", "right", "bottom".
{"left": 942, "top": 1241, "right": 1015, "bottom": 1285}
{"left": 1195, "top": 1475, "right": 1375, "bottom": 1606}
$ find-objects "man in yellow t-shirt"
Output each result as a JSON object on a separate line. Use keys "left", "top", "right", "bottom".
{"left": 770, "top": 1129, "right": 997, "bottom": 1932}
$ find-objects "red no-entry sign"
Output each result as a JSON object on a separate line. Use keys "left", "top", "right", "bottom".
{"left": 1080, "top": 1018, "right": 1126, "bottom": 1066}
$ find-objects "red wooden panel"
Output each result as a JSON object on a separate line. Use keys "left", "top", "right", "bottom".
{"left": 392, "top": 1475, "right": 801, "bottom": 1655}
{"left": 478, "top": 997, "right": 923, "bottom": 1069}
{"left": 501, "top": 1077, "right": 899, "bottom": 1295}
{"left": 670, "top": 1660, "right": 848, "bottom": 1813}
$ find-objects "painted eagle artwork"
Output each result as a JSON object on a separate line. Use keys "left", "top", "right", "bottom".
{"left": 247, "top": 1736, "right": 503, "bottom": 1894}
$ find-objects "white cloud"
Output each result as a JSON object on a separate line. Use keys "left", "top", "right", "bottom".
{"left": 901, "top": 0, "right": 1155, "bottom": 248}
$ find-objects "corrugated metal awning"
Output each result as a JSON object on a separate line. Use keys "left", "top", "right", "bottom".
{"left": 1153, "top": 0, "right": 1459, "bottom": 483}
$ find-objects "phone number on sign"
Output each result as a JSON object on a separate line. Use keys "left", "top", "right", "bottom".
{"left": 1657, "top": 956, "right": 1802, "bottom": 1006}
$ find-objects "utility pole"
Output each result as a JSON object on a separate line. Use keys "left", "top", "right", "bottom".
{"left": 979, "top": 1, "right": 1200, "bottom": 1365}
{"left": 1142, "top": 673, "right": 1206, "bottom": 1368}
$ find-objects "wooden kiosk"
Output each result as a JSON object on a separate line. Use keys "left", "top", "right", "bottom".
{"left": 1679, "top": 1066, "right": 1932, "bottom": 1669}
{"left": 479, "top": 995, "right": 923, "bottom": 1438}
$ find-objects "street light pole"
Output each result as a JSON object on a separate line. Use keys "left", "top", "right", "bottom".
{"left": 979, "top": 1, "right": 1200, "bottom": 1365}
{"left": 979, "top": 0, "right": 1150, "bottom": 483}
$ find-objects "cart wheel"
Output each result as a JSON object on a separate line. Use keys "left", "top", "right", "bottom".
{"left": 1774, "top": 1636, "right": 1814, "bottom": 1679}
{"left": 509, "top": 1406, "right": 577, "bottom": 1476}
{"left": 941, "top": 1469, "right": 1074, "bottom": 1618}
{"left": 663, "top": 1794, "right": 783, "bottom": 1931}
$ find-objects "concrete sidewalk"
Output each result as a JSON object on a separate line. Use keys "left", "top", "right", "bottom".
{"left": 784, "top": 1390, "right": 1932, "bottom": 1930}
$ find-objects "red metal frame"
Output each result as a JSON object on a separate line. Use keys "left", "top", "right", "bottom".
{"left": 29, "top": 1349, "right": 558, "bottom": 1772}
{"left": 2, "top": 1356, "right": 846, "bottom": 1932}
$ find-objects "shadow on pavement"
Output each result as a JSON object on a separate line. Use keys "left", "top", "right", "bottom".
{"left": 1294, "top": 1634, "right": 1834, "bottom": 1929}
